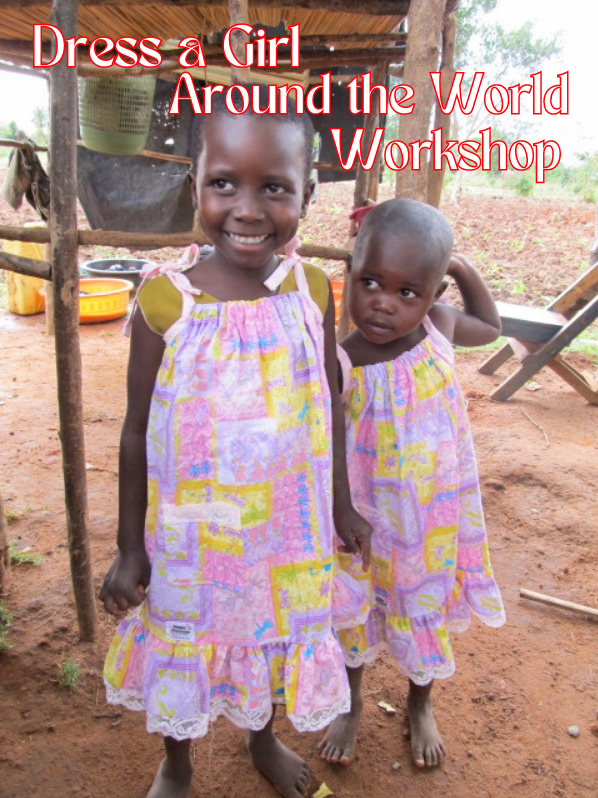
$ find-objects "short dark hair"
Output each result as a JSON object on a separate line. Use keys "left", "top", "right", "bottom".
{"left": 189, "top": 82, "right": 315, "bottom": 181}
{"left": 355, "top": 198, "right": 454, "bottom": 275}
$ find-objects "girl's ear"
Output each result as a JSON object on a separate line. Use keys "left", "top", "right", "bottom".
{"left": 435, "top": 278, "right": 449, "bottom": 300}
{"left": 300, "top": 179, "right": 316, "bottom": 218}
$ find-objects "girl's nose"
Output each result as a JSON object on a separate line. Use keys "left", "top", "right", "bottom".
{"left": 233, "top": 190, "right": 265, "bottom": 221}
{"left": 372, "top": 293, "right": 396, "bottom": 314}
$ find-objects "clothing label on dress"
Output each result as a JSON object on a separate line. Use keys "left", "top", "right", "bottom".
{"left": 165, "top": 621, "right": 194, "bottom": 642}
{"left": 163, "top": 501, "right": 241, "bottom": 530}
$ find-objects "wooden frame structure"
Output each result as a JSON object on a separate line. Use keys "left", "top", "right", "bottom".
{"left": 1, "top": 0, "right": 456, "bottom": 638}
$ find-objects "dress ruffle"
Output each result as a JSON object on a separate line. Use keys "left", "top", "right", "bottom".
{"left": 105, "top": 602, "right": 351, "bottom": 739}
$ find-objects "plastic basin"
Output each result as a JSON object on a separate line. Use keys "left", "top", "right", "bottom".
{"left": 78, "top": 278, "right": 134, "bottom": 323}
{"left": 81, "top": 258, "right": 151, "bottom": 289}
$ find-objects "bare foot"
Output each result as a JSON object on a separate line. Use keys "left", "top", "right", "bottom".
{"left": 407, "top": 681, "right": 445, "bottom": 769}
{"left": 248, "top": 729, "right": 311, "bottom": 798}
{"left": 318, "top": 694, "right": 363, "bottom": 765}
{"left": 146, "top": 757, "right": 193, "bottom": 798}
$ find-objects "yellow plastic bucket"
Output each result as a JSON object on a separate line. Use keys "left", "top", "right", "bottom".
{"left": 2, "top": 239, "right": 46, "bottom": 315}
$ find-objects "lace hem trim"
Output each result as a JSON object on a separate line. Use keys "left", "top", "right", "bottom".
{"left": 342, "top": 643, "right": 456, "bottom": 685}
{"left": 105, "top": 685, "right": 350, "bottom": 739}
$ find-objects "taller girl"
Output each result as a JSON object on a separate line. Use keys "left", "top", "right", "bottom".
{"left": 100, "top": 86, "right": 371, "bottom": 798}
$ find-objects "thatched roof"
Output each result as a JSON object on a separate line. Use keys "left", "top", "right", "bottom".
{"left": 2, "top": 2, "right": 408, "bottom": 46}
{"left": 1, "top": 1, "right": 409, "bottom": 74}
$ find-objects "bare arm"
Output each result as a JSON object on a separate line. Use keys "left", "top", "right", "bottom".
{"left": 322, "top": 282, "right": 371, "bottom": 570}
{"left": 99, "top": 308, "right": 165, "bottom": 615}
{"left": 430, "top": 254, "right": 501, "bottom": 347}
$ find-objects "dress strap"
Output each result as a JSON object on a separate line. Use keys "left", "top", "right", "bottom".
{"left": 123, "top": 245, "right": 202, "bottom": 338}
{"left": 263, "top": 236, "right": 302, "bottom": 292}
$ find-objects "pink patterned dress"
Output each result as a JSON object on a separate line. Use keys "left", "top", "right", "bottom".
{"left": 336, "top": 316, "right": 505, "bottom": 685}
{"left": 104, "top": 256, "right": 366, "bottom": 739}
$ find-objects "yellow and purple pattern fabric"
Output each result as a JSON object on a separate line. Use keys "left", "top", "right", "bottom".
{"left": 337, "top": 316, "right": 505, "bottom": 685}
{"left": 104, "top": 260, "right": 365, "bottom": 740}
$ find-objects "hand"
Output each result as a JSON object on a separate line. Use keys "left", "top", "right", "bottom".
{"left": 334, "top": 502, "right": 372, "bottom": 571}
{"left": 99, "top": 548, "right": 151, "bottom": 616}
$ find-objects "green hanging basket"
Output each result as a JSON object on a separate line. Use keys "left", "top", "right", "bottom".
{"left": 78, "top": 75, "right": 157, "bottom": 156}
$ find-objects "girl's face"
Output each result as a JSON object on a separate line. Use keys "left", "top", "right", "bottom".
{"left": 195, "top": 114, "right": 313, "bottom": 273}
{"left": 348, "top": 230, "right": 443, "bottom": 345}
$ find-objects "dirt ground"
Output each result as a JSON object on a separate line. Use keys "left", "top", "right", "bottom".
{"left": 1, "top": 185, "right": 597, "bottom": 798}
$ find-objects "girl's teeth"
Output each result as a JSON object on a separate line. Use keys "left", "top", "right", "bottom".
{"left": 229, "top": 233, "right": 268, "bottom": 244}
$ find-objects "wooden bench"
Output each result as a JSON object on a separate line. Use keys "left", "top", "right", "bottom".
{"left": 479, "top": 263, "right": 598, "bottom": 404}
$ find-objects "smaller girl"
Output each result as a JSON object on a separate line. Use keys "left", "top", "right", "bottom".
{"left": 320, "top": 198, "right": 506, "bottom": 770}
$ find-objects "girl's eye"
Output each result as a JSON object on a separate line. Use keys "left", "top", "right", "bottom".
{"left": 399, "top": 288, "right": 417, "bottom": 299}
{"left": 265, "top": 183, "right": 285, "bottom": 195}
{"left": 211, "top": 178, "right": 234, "bottom": 191}
{"left": 363, "top": 278, "right": 380, "bottom": 290}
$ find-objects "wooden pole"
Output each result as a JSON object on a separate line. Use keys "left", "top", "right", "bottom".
{"left": 427, "top": 1, "right": 456, "bottom": 208}
{"left": 228, "top": 0, "right": 250, "bottom": 84}
{"left": 395, "top": 0, "right": 444, "bottom": 201}
{"left": 49, "top": 0, "right": 96, "bottom": 641}
{"left": 0, "top": 252, "right": 51, "bottom": 280}
{"left": 44, "top": 242, "right": 55, "bottom": 335}
{"left": 520, "top": 588, "right": 598, "bottom": 621}
{"left": 367, "top": 61, "right": 389, "bottom": 203}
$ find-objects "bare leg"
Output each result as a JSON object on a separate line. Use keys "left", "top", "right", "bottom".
{"left": 247, "top": 706, "right": 311, "bottom": 798}
{"left": 147, "top": 737, "right": 193, "bottom": 798}
{"left": 407, "top": 679, "right": 445, "bottom": 769}
{"left": 318, "top": 665, "right": 363, "bottom": 766}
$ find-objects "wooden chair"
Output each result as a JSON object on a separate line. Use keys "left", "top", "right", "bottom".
{"left": 479, "top": 261, "right": 598, "bottom": 404}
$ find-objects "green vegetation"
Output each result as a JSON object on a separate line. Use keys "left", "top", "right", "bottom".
{"left": 9, "top": 543, "right": 42, "bottom": 567}
{"left": 0, "top": 603, "right": 14, "bottom": 653}
{"left": 59, "top": 659, "right": 82, "bottom": 691}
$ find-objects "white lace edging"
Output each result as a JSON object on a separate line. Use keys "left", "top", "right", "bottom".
{"left": 477, "top": 610, "right": 507, "bottom": 628}
{"left": 342, "top": 642, "right": 456, "bottom": 685}
{"left": 288, "top": 693, "right": 351, "bottom": 733}
{"left": 105, "top": 683, "right": 350, "bottom": 739}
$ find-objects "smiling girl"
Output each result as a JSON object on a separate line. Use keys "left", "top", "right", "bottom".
{"left": 319, "top": 198, "right": 506, "bottom": 771}
{"left": 100, "top": 85, "right": 370, "bottom": 798}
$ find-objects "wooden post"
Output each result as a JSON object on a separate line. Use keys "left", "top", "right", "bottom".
{"left": 0, "top": 489, "right": 9, "bottom": 596}
{"left": 49, "top": 0, "right": 96, "bottom": 641}
{"left": 367, "top": 61, "right": 389, "bottom": 203}
{"left": 228, "top": 0, "right": 250, "bottom": 83}
{"left": 395, "top": 0, "right": 445, "bottom": 201}
{"left": 44, "top": 242, "right": 54, "bottom": 335}
{"left": 352, "top": 68, "right": 381, "bottom": 213}
{"left": 427, "top": 1, "right": 456, "bottom": 208}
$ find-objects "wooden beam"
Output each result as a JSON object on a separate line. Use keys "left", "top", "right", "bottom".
{"left": 0, "top": 252, "right": 52, "bottom": 280}
{"left": 3, "top": 0, "right": 409, "bottom": 14}
{"left": 0, "top": 138, "right": 48, "bottom": 153}
{"left": 0, "top": 224, "right": 350, "bottom": 262}
{"left": 49, "top": 0, "right": 97, "bottom": 643}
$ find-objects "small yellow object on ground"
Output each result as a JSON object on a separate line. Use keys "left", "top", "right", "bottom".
{"left": 377, "top": 700, "right": 397, "bottom": 715}
{"left": 312, "top": 783, "right": 334, "bottom": 798}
